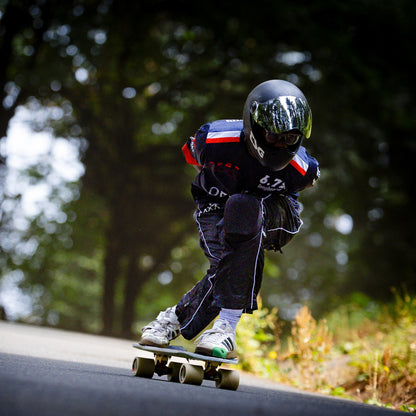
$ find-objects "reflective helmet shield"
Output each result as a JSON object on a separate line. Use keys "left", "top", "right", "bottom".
{"left": 250, "top": 96, "right": 312, "bottom": 138}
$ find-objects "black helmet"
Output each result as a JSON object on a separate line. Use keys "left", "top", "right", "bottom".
{"left": 243, "top": 80, "right": 312, "bottom": 171}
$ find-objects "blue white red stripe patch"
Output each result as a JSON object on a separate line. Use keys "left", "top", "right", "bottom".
{"left": 206, "top": 130, "right": 241, "bottom": 143}
{"left": 290, "top": 154, "right": 308, "bottom": 176}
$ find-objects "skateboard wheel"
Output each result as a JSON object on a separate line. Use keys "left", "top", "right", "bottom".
{"left": 132, "top": 357, "right": 155, "bottom": 378}
{"left": 179, "top": 363, "right": 204, "bottom": 386}
{"left": 167, "top": 362, "right": 181, "bottom": 382}
{"left": 215, "top": 369, "right": 239, "bottom": 391}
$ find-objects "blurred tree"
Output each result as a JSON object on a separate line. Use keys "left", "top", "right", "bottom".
{"left": 0, "top": 0, "right": 197, "bottom": 334}
{"left": 298, "top": 0, "right": 416, "bottom": 303}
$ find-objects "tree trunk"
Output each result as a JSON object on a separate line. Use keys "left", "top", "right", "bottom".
{"left": 121, "top": 253, "right": 142, "bottom": 338}
{"left": 101, "top": 221, "right": 121, "bottom": 335}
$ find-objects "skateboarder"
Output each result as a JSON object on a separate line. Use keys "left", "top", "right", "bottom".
{"left": 140, "top": 79, "right": 319, "bottom": 358}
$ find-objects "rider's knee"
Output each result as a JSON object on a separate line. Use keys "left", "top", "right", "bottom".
{"left": 223, "top": 194, "right": 262, "bottom": 242}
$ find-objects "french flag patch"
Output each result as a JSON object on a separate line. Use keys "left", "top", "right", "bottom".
{"left": 206, "top": 131, "right": 241, "bottom": 144}
{"left": 290, "top": 153, "right": 308, "bottom": 176}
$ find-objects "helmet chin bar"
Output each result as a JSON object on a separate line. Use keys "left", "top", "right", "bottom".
{"left": 246, "top": 131, "right": 298, "bottom": 171}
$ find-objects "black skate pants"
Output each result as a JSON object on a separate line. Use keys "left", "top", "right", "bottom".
{"left": 176, "top": 193, "right": 302, "bottom": 340}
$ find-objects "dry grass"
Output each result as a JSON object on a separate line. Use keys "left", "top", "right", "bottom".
{"left": 236, "top": 291, "right": 416, "bottom": 412}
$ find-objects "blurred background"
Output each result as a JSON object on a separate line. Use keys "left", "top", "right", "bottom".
{"left": 0, "top": 0, "right": 415, "bottom": 338}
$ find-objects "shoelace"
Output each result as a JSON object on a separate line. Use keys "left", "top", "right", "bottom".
{"left": 143, "top": 310, "right": 179, "bottom": 338}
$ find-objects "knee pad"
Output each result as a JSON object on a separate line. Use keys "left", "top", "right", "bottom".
{"left": 224, "top": 194, "right": 262, "bottom": 242}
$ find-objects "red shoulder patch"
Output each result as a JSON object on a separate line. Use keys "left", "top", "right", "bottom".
{"left": 182, "top": 143, "right": 199, "bottom": 166}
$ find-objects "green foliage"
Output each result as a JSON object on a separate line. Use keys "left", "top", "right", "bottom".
{"left": 44, "top": 251, "right": 103, "bottom": 332}
{"left": 236, "top": 301, "right": 279, "bottom": 376}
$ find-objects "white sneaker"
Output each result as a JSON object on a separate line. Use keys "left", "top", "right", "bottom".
{"left": 195, "top": 319, "right": 237, "bottom": 359}
{"left": 140, "top": 307, "right": 180, "bottom": 347}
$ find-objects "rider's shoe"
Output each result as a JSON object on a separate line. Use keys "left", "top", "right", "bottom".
{"left": 139, "top": 307, "right": 180, "bottom": 347}
{"left": 194, "top": 319, "right": 237, "bottom": 359}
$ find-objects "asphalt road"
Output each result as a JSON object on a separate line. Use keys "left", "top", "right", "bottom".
{"left": 0, "top": 321, "right": 403, "bottom": 416}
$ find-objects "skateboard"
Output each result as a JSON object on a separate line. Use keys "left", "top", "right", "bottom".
{"left": 132, "top": 343, "right": 240, "bottom": 391}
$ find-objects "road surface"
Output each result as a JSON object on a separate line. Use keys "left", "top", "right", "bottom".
{"left": 0, "top": 321, "right": 402, "bottom": 416}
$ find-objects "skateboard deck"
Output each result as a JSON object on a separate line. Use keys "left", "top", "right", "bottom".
{"left": 132, "top": 343, "right": 239, "bottom": 390}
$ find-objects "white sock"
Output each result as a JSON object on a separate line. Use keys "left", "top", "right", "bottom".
{"left": 218, "top": 308, "right": 243, "bottom": 332}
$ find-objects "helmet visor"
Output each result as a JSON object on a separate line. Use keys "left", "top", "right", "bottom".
{"left": 250, "top": 96, "right": 312, "bottom": 138}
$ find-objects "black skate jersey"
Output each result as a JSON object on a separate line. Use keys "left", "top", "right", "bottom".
{"left": 182, "top": 119, "right": 319, "bottom": 204}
